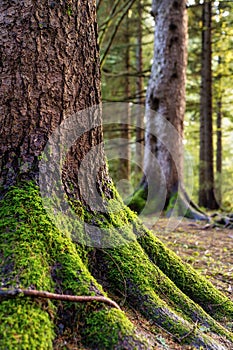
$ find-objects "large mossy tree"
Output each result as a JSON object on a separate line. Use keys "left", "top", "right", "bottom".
{"left": 0, "top": 1, "right": 233, "bottom": 349}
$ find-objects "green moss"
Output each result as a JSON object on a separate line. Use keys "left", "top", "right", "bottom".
{"left": 96, "top": 237, "right": 233, "bottom": 345}
{"left": 1, "top": 181, "right": 232, "bottom": 348}
{"left": 82, "top": 309, "right": 135, "bottom": 349}
{"left": 0, "top": 181, "right": 148, "bottom": 348}
{"left": 0, "top": 183, "right": 56, "bottom": 348}
{"left": 165, "top": 192, "right": 178, "bottom": 215}
{"left": 0, "top": 299, "right": 54, "bottom": 349}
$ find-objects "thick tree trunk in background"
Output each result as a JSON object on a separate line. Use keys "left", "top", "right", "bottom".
{"left": 0, "top": 1, "right": 233, "bottom": 349}
{"left": 198, "top": 0, "right": 219, "bottom": 210}
{"left": 144, "top": 0, "right": 187, "bottom": 197}
{"left": 128, "top": 0, "right": 206, "bottom": 219}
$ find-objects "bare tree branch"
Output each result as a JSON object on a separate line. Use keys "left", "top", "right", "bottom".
{"left": 0, "top": 288, "right": 121, "bottom": 310}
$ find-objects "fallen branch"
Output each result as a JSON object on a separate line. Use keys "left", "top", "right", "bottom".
{"left": 0, "top": 288, "right": 120, "bottom": 310}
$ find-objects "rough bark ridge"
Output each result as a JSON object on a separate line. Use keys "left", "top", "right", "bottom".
{"left": 128, "top": 0, "right": 207, "bottom": 220}
{"left": 0, "top": 1, "right": 232, "bottom": 349}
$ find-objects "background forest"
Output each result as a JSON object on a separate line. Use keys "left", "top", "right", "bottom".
{"left": 97, "top": 0, "right": 233, "bottom": 211}
{"left": 0, "top": 1, "right": 233, "bottom": 349}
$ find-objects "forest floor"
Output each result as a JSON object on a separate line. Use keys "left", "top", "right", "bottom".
{"left": 55, "top": 215, "right": 233, "bottom": 349}
{"left": 122, "top": 216, "right": 233, "bottom": 350}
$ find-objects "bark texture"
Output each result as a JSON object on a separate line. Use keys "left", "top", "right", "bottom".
{"left": 135, "top": 0, "right": 144, "bottom": 171}
{"left": 198, "top": 0, "right": 219, "bottom": 210}
{"left": 119, "top": 11, "right": 131, "bottom": 183}
{"left": 0, "top": 0, "right": 101, "bottom": 194}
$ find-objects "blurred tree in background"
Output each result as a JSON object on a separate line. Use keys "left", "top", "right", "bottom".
{"left": 97, "top": 0, "right": 233, "bottom": 212}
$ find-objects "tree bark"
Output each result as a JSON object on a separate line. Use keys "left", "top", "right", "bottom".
{"left": 119, "top": 10, "right": 131, "bottom": 183}
{"left": 145, "top": 0, "right": 187, "bottom": 194}
{"left": 198, "top": 0, "right": 219, "bottom": 210}
{"left": 216, "top": 57, "right": 222, "bottom": 205}
{"left": 0, "top": 0, "right": 101, "bottom": 193}
{"left": 216, "top": 98, "right": 222, "bottom": 205}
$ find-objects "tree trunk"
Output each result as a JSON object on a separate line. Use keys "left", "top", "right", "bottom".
{"left": 198, "top": 0, "right": 219, "bottom": 210}
{"left": 119, "top": 10, "right": 131, "bottom": 184}
{"left": 0, "top": 0, "right": 101, "bottom": 191}
{"left": 0, "top": 1, "right": 232, "bottom": 349}
{"left": 128, "top": 0, "right": 207, "bottom": 220}
{"left": 216, "top": 98, "right": 222, "bottom": 205}
{"left": 135, "top": 0, "right": 144, "bottom": 172}
{"left": 216, "top": 57, "right": 222, "bottom": 205}
{"left": 145, "top": 0, "right": 187, "bottom": 197}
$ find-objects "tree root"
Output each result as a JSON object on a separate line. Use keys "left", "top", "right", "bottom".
{"left": 136, "top": 222, "right": 233, "bottom": 322}
{"left": 91, "top": 240, "right": 233, "bottom": 349}
{"left": 0, "top": 182, "right": 233, "bottom": 349}
{"left": 0, "top": 183, "right": 149, "bottom": 349}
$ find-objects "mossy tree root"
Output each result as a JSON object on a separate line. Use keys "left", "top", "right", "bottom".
{"left": 135, "top": 221, "right": 233, "bottom": 322}
{"left": 1, "top": 182, "right": 232, "bottom": 349}
{"left": 91, "top": 241, "right": 233, "bottom": 349}
{"left": 0, "top": 183, "right": 149, "bottom": 349}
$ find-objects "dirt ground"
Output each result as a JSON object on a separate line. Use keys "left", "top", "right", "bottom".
{"left": 123, "top": 216, "right": 233, "bottom": 350}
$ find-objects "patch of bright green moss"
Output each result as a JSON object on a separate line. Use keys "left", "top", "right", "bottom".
{"left": 126, "top": 188, "right": 147, "bottom": 213}
{"left": 82, "top": 309, "right": 135, "bottom": 349}
{"left": 0, "top": 299, "right": 54, "bottom": 350}
{"left": 0, "top": 182, "right": 149, "bottom": 348}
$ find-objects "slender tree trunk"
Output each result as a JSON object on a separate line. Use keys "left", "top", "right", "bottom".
{"left": 198, "top": 0, "right": 219, "bottom": 209}
{"left": 135, "top": 0, "right": 144, "bottom": 171}
{"left": 119, "top": 10, "right": 131, "bottom": 183}
{"left": 216, "top": 58, "right": 222, "bottom": 205}
{"left": 215, "top": 98, "right": 222, "bottom": 203}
